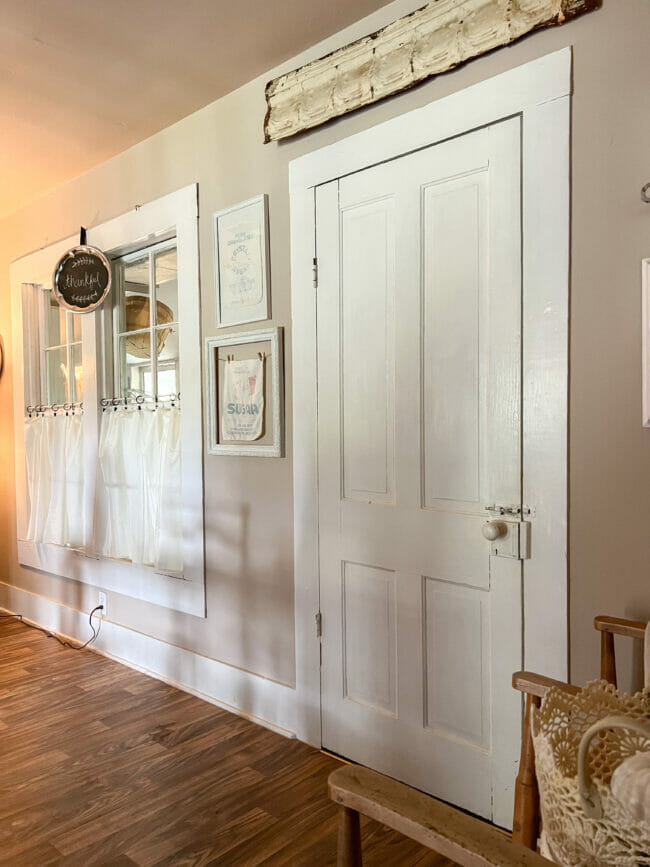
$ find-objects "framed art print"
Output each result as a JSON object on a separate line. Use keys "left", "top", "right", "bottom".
{"left": 214, "top": 194, "right": 271, "bottom": 327}
{"left": 206, "top": 327, "right": 284, "bottom": 457}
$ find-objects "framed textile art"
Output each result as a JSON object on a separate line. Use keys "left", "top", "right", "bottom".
{"left": 206, "top": 327, "right": 284, "bottom": 457}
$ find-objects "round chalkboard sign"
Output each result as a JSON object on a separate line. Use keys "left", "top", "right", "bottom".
{"left": 52, "top": 245, "right": 112, "bottom": 313}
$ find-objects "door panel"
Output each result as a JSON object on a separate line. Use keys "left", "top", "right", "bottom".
{"left": 423, "top": 577, "right": 490, "bottom": 749}
{"left": 422, "top": 176, "right": 484, "bottom": 506}
{"left": 340, "top": 197, "right": 395, "bottom": 504}
{"left": 342, "top": 561, "right": 397, "bottom": 715}
{"left": 316, "top": 118, "right": 523, "bottom": 825}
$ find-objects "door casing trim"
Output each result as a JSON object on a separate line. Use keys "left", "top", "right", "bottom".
{"left": 289, "top": 48, "right": 571, "bottom": 748}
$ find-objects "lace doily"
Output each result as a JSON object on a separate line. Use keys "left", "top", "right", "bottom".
{"left": 532, "top": 680, "right": 650, "bottom": 866}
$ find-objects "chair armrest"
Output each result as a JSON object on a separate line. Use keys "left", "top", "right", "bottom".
{"left": 512, "top": 671, "right": 580, "bottom": 699}
{"left": 329, "top": 765, "right": 554, "bottom": 866}
{"left": 594, "top": 615, "right": 647, "bottom": 640}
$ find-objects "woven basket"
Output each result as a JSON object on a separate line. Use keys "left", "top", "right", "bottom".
{"left": 125, "top": 296, "right": 173, "bottom": 359}
{"left": 532, "top": 680, "right": 650, "bottom": 865}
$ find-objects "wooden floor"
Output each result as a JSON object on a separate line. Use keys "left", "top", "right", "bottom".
{"left": 0, "top": 618, "right": 453, "bottom": 866}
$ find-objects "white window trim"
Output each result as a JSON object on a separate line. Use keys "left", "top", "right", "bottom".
{"left": 11, "top": 185, "right": 205, "bottom": 617}
{"left": 641, "top": 259, "right": 650, "bottom": 427}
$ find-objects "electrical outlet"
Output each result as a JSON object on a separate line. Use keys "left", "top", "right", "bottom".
{"left": 98, "top": 592, "right": 107, "bottom": 619}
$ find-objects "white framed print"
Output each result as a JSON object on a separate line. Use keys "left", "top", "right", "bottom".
{"left": 641, "top": 259, "right": 650, "bottom": 427}
{"left": 214, "top": 194, "right": 271, "bottom": 327}
{"left": 206, "top": 327, "right": 284, "bottom": 457}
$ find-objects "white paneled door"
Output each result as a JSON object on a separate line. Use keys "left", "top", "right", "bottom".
{"left": 316, "top": 118, "right": 523, "bottom": 826}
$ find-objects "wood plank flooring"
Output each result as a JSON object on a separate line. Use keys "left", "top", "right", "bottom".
{"left": 0, "top": 618, "right": 454, "bottom": 866}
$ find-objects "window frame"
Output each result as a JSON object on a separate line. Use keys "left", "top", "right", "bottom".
{"left": 112, "top": 239, "right": 180, "bottom": 402}
{"left": 11, "top": 185, "right": 205, "bottom": 617}
{"left": 40, "top": 292, "right": 83, "bottom": 406}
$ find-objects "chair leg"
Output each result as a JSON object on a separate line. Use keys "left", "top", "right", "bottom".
{"left": 600, "top": 630, "right": 617, "bottom": 686}
{"left": 512, "top": 693, "right": 541, "bottom": 850}
{"left": 337, "top": 805, "right": 362, "bottom": 867}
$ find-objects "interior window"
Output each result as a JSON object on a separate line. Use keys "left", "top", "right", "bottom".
{"left": 114, "top": 242, "right": 179, "bottom": 400}
{"left": 13, "top": 185, "right": 204, "bottom": 615}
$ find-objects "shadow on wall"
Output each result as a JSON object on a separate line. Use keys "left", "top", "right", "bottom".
{"left": 164, "top": 495, "right": 295, "bottom": 702}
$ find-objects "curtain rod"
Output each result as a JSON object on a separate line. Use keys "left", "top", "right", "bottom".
{"left": 26, "top": 402, "right": 83, "bottom": 416}
{"left": 100, "top": 394, "right": 180, "bottom": 411}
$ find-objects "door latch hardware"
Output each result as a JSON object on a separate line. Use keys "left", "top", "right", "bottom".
{"left": 484, "top": 504, "right": 533, "bottom": 517}
{"left": 486, "top": 520, "right": 530, "bottom": 560}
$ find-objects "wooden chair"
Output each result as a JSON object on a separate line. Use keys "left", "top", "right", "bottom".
{"left": 329, "top": 615, "right": 648, "bottom": 866}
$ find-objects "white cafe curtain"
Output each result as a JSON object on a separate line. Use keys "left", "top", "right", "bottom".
{"left": 96, "top": 406, "right": 183, "bottom": 572}
{"left": 24, "top": 414, "right": 84, "bottom": 547}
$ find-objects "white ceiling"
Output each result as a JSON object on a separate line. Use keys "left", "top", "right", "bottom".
{"left": 0, "top": 0, "right": 389, "bottom": 220}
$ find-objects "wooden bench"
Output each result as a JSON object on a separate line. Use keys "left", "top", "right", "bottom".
{"left": 330, "top": 762, "right": 554, "bottom": 866}
{"left": 328, "top": 615, "right": 647, "bottom": 866}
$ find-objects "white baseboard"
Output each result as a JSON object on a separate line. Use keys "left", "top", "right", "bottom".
{"left": 0, "top": 582, "right": 297, "bottom": 738}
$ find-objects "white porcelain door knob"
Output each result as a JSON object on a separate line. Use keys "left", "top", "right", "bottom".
{"left": 482, "top": 520, "right": 508, "bottom": 541}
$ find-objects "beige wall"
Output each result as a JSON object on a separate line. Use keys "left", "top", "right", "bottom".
{"left": 0, "top": 0, "right": 648, "bottom": 691}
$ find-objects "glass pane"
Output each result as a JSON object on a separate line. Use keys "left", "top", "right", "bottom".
{"left": 155, "top": 247, "right": 178, "bottom": 324}
{"left": 156, "top": 325, "right": 179, "bottom": 397}
{"left": 47, "top": 292, "right": 66, "bottom": 347}
{"left": 72, "top": 343, "right": 83, "bottom": 403}
{"left": 122, "top": 254, "right": 151, "bottom": 334}
{"left": 45, "top": 347, "right": 69, "bottom": 404}
{"left": 119, "top": 335, "right": 153, "bottom": 398}
{"left": 71, "top": 313, "right": 82, "bottom": 342}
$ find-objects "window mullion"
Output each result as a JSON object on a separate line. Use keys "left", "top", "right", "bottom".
{"left": 113, "top": 262, "right": 123, "bottom": 398}
{"left": 66, "top": 339, "right": 73, "bottom": 403}
{"left": 149, "top": 250, "right": 157, "bottom": 396}
{"left": 38, "top": 289, "right": 48, "bottom": 404}
{"left": 66, "top": 311, "right": 73, "bottom": 403}
{"left": 117, "top": 327, "right": 151, "bottom": 338}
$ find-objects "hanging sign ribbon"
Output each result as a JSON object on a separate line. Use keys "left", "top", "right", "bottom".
{"left": 52, "top": 226, "right": 112, "bottom": 313}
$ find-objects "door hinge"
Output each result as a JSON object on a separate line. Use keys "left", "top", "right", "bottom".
{"left": 312, "top": 257, "right": 318, "bottom": 289}
{"left": 315, "top": 611, "right": 322, "bottom": 638}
